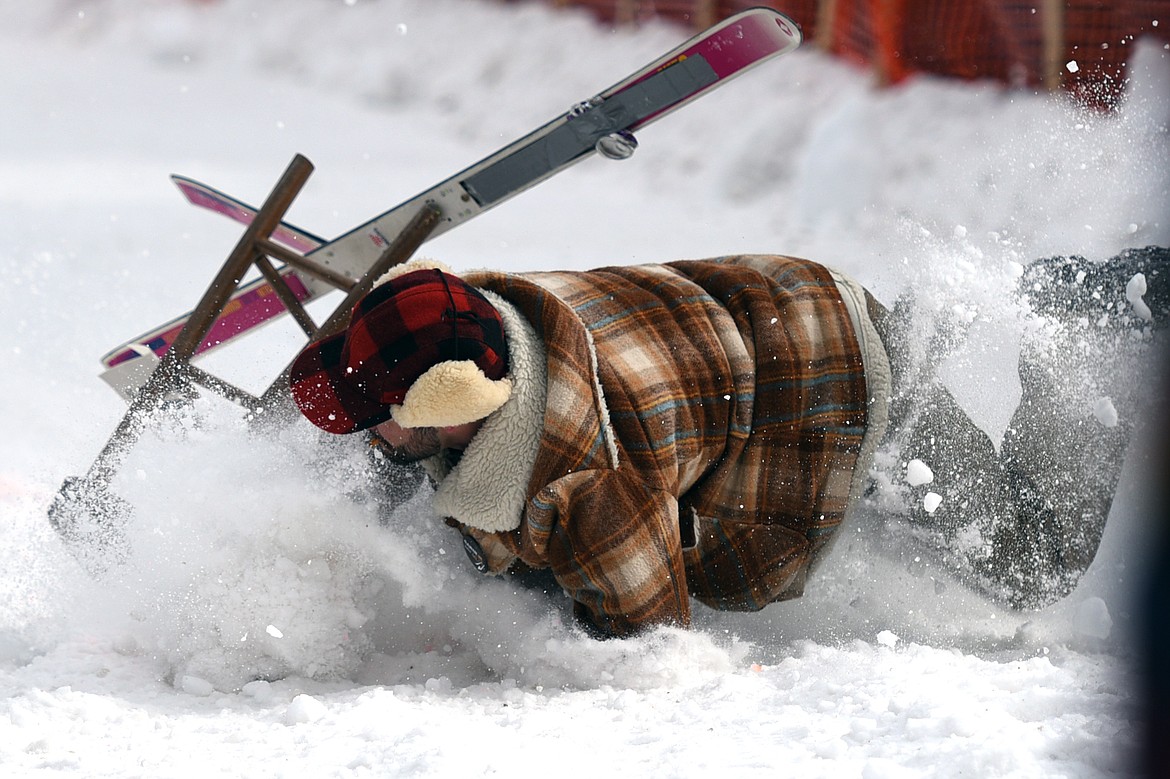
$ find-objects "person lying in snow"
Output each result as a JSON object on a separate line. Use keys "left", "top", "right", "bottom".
{"left": 289, "top": 248, "right": 1167, "bottom": 638}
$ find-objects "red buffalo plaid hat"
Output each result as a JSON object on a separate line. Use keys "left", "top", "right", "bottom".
{"left": 290, "top": 262, "right": 511, "bottom": 434}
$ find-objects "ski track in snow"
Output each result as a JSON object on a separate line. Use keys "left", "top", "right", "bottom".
{"left": 1, "top": 1, "right": 1168, "bottom": 776}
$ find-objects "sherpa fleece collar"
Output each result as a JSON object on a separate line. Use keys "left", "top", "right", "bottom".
{"left": 425, "top": 289, "right": 547, "bottom": 533}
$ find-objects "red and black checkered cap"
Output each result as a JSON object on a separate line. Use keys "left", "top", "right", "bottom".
{"left": 289, "top": 268, "right": 509, "bottom": 434}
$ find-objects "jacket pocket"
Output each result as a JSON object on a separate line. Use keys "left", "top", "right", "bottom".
{"left": 681, "top": 510, "right": 811, "bottom": 611}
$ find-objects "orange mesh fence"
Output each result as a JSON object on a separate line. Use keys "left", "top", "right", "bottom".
{"left": 536, "top": 0, "right": 1170, "bottom": 108}
{"left": 1058, "top": 0, "right": 1168, "bottom": 106}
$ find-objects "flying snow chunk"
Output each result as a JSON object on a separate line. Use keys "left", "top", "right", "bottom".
{"left": 1126, "top": 273, "right": 1152, "bottom": 321}
{"left": 923, "top": 492, "right": 943, "bottom": 514}
{"left": 876, "top": 630, "right": 899, "bottom": 648}
{"left": 241, "top": 680, "right": 274, "bottom": 702}
{"left": 906, "top": 459, "right": 934, "bottom": 486}
{"left": 179, "top": 675, "right": 215, "bottom": 697}
{"left": 285, "top": 694, "right": 328, "bottom": 725}
{"left": 1074, "top": 597, "right": 1113, "bottom": 640}
{"left": 1093, "top": 397, "right": 1119, "bottom": 428}
{"left": 266, "top": 624, "right": 284, "bottom": 639}
{"left": 1066, "top": 60, "right": 1080, "bottom": 73}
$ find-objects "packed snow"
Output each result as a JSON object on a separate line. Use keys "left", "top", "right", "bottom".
{"left": 1, "top": 1, "right": 1168, "bottom": 777}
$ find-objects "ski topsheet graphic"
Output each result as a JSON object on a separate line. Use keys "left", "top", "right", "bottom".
{"left": 101, "top": 9, "right": 802, "bottom": 380}
{"left": 101, "top": 177, "right": 327, "bottom": 374}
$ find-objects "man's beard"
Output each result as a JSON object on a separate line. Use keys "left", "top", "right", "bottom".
{"left": 379, "top": 427, "right": 441, "bottom": 464}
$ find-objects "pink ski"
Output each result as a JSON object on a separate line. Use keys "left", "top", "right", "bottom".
{"left": 101, "top": 9, "right": 802, "bottom": 383}
{"left": 101, "top": 178, "right": 327, "bottom": 369}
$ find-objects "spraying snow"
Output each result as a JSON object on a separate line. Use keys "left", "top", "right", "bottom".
{"left": 1, "top": 0, "right": 1167, "bottom": 776}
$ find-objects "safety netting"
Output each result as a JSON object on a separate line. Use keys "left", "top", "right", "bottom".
{"left": 533, "top": 0, "right": 1169, "bottom": 108}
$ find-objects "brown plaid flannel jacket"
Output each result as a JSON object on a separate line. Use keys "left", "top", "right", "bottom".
{"left": 451, "top": 255, "right": 870, "bottom": 636}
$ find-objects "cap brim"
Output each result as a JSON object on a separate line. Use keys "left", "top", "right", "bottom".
{"left": 289, "top": 332, "right": 394, "bottom": 435}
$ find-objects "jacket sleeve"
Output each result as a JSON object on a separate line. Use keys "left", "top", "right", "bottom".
{"left": 527, "top": 469, "right": 692, "bottom": 638}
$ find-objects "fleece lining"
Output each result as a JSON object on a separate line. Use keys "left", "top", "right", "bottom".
{"left": 427, "top": 289, "right": 548, "bottom": 533}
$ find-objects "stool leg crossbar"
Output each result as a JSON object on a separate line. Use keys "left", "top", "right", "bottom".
{"left": 48, "top": 155, "right": 441, "bottom": 572}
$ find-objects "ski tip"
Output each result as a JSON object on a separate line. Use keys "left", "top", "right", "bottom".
{"left": 171, "top": 174, "right": 209, "bottom": 205}
{"left": 772, "top": 13, "right": 802, "bottom": 48}
{"left": 740, "top": 7, "right": 803, "bottom": 50}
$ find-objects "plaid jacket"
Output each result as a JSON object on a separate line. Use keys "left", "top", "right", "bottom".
{"left": 450, "top": 255, "right": 870, "bottom": 636}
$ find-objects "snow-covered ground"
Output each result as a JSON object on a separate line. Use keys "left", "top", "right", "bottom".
{"left": 1, "top": 1, "right": 1167, "bottom": 776}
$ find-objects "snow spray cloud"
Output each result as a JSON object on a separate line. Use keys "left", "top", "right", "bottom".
{"left": 54, "top": 399, "right": 743, "bottom": 692}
